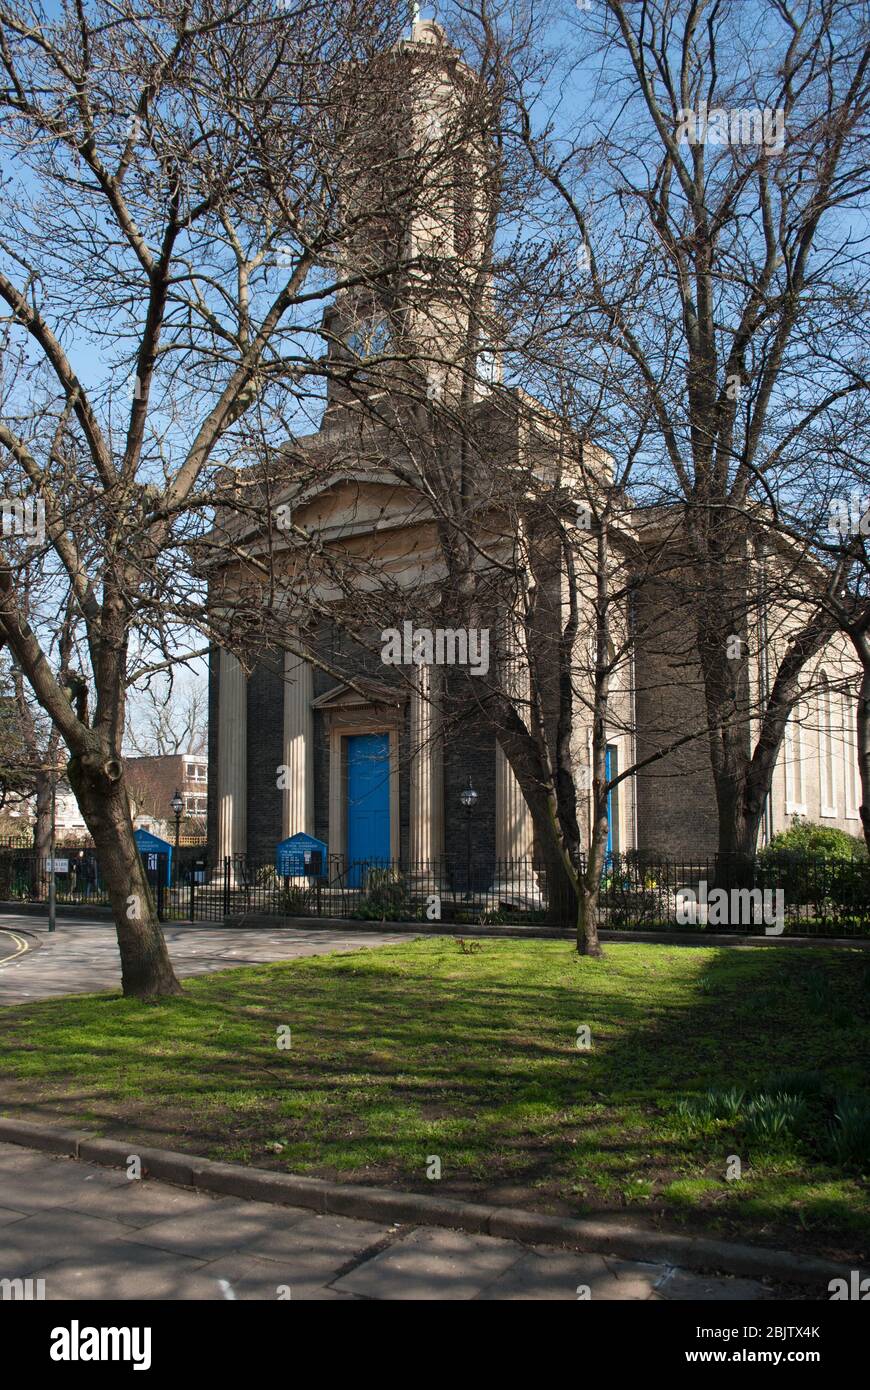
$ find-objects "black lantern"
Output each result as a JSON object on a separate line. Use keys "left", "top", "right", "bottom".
{"left": 170, "top": 788, "right": 184, "bottom": 888}
{"left": 460, "top": 780, "right": 478, "bottom": 897}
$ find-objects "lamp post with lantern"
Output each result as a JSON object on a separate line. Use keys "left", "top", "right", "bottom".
{"left": 460, "top": 779, "right": 478, "bottom": 899}
{"left": 170, "top": 788, "right": 184, "bottom": 890}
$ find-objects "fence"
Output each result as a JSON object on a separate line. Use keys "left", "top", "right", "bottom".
{"left": 177, "top": 850, "right": 870, "bottom": 936}
{"left": 0, "top": 842, "right": 208, "bottom": 914}
{"left": 1, "top": 846, "right": 868, "bottom": 935}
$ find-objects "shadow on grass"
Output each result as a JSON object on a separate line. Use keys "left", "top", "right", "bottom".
{"left": 0, "top": 938, "right": 866, "bottom": 1259}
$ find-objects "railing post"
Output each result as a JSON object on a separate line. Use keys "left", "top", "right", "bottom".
{"left": 223, "top": 856, "right": 230, "bottom": 917}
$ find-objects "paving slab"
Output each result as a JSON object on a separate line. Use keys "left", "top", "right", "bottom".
{"left": 54, "top": 1175, "right": 226, "bottom": 1229}
{"left": 197, "top": 1252, "right": 359, "bottom": 1301}
{"left": 0, "top": 1144, "right": 786, "bottom": 1301}
{"left": 0, "top": 1206, "right": 30, "bottom": 1231}
{"left": 331, "top": 1226, "right": 525, "bottom": 1300}
{"left": 34, "top": 1241, "right": 221, "bottom": 1301}
{"left": 476, "top": 1248, "right": 623, "bottom": 1300}
{"left": 603, "top": 1257, "right": 667, "bottom": 1300}
{"left": 241, "top": 1211, "right": 391, "bottom": 1264}
{"left": 0, "top": 1207, "right": 131, "bottom": 1279}
{"left": 656, "top": 1267, "right": 774, "bottom": 1301}
{"left": 124, "top": 1197, "right": 302, "bottom": 1261}
{"left": 0, "top": 1143, "right": 130, "bottom": 1214}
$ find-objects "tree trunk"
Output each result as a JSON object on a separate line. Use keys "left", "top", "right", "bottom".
{"left": 67, "top": 751, "right": 182, "bottom": 998}
{"left": 711, "top": 773, "right": 758, "bottom": 890}
{"left": 577, "top": 881, "right": 603, "bottom": 957}
{"left": 539, "top": 838, "right": 577, "bottom": 927}
{"left": 32, "top": 771, "right": 52, "bottom": 901}
{"left": 578, "top": 808, "right": 607, "bottom": 957}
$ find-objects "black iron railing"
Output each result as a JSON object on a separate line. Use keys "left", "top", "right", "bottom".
{"left": 176, "top": 851, "right": 870, "bottom": 935}
{"left": 2, "top": 846, "right": 868, "bottom": 935}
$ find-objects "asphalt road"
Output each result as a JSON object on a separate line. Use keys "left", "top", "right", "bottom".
{"left": 0, "top": 915, "right": 413, "bottom": 1004}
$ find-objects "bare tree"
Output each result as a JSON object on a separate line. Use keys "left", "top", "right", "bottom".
{"left": 125, "top": 680, "right": 207, "bottom": 757}
{"left": 509, "top": 0, "right": 870, "bottom": 872}
{"left": 0, "top": 0, "right": 418, "bottom": 995}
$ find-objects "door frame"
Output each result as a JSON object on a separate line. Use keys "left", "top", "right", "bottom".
{"left": 329, "top": 722, "right": 400, "bottom": 866}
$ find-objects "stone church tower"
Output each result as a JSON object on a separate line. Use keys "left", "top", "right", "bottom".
{"left": 206, "top": 19, "right": 558, "bottom": 895}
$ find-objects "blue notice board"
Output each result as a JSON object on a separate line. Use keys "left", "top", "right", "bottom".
{"left": 276, "top": 833, "right": 327, "bottom": 878}
{"left": 134, "top": 828, "right": 173, "bottom": 886}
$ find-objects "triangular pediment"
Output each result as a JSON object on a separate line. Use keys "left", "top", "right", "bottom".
{"left": 312, "top": 677, "right": 407, "bottom": 710}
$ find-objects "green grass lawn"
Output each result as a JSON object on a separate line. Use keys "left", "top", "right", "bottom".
{"left": 0, "top": 937, "right": 868, "bottom": 1261}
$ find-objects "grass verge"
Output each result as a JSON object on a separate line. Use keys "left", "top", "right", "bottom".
{"left": 0, "top": 937, "right": 867, "bottom": 1261}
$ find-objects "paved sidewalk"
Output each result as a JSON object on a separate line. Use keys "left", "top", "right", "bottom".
{"left": 0, "top": 916, "right": 413, "bottom": 1004}
{"left": 0, "top": 1143, "right": 777, "bottom": 1301}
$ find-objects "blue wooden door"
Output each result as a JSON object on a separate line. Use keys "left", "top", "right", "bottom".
{"left": 346, "top": 733, "right": 390, "bottom": 886}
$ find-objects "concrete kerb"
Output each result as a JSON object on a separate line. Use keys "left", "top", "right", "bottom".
{"left": 0, "top": 1117, "right": 856, "bottom": 1290}
{"left": 218, "top": 913, "right": 870, "bottom": 948}
{"left": 2, "top": 902, "right": 866, "bottom": 948}
{"left": 0, "top": 901, "right": 117, "bottom": 922}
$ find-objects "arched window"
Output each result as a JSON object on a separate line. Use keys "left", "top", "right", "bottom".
{"left": 818, "top": 673, "right": 837, "bottom": 817}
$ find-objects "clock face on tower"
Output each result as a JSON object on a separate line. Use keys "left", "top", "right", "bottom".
{"left": 346, "top": 314, "right": 392, "bottom": 360}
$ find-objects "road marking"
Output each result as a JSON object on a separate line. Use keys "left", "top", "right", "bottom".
{"left": 0, "top": 930, "right": 30, "bottom": 967}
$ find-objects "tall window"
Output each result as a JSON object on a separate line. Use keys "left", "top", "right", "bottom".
{"left": 819, "top": 674, "right": 837, "bottom": 817}
{"left": 843, "top": 690, "right": 860, "bottom": 821}
{"left": 453, "top": 151, "right": 473, "bottom": 256}
{"left": 784, "top": 706, "right": 806, "bottom": 815}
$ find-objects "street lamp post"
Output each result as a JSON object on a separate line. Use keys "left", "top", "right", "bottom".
{"left": 170, "top": 788, "right": 184, "bottom": 891}
{"left": 47, "top": 772, "right": 57, "bottom": 933}
{"left": 459, "top": 779, "right": 478, "bottom": 900}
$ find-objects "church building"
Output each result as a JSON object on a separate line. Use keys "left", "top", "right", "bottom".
{"left": 205, "top": 20, "right": 862, "bottom": 897}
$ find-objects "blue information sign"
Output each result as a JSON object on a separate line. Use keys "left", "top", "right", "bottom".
{"left": 134, "top": 828, "right": 173, "bottom": 886}
{"left": 275, "top": 832, "right": 327, "bottom": 878}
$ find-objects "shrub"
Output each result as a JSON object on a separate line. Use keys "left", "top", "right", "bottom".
{"left": 760, "top": 818, "right": 867, "bottom": 861}
{"left": 352, "top": 866, "right": 410, "bottom": 921}
{"left": 279, "top": 884, "right": 317, "bottom": 916}
{"left": 757, "top": 820, "right": 869, "bottom": 917}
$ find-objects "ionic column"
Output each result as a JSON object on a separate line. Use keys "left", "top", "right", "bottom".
{"left": 430, "top": 666, "right": 444, "bottom": 863}
{"left": 494, "top": 621, "right": 537, "bottom": 903}
{"left": 495, "top": 743, "right": 535, "bottom": 862}
{"left": 409, "top": 664, "right": 432, "bottom": 864}
{"left": 282, "top": 643, "right": 314, "bottom": 838}
{"left": 217, "top": 650, "right": 247, "bottom": 868}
